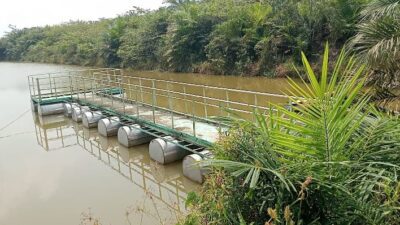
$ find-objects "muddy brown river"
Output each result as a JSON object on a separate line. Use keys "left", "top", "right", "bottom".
{"left": 0, "top": 62, "right": 294, "bottom": 225}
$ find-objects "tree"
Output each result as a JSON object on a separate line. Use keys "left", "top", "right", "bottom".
{"left": 350, "top": 0, "right": 400, "bottom": 89}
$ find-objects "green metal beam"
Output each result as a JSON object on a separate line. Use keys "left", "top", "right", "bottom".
{"left": 32, "top": 96, "right": 72, "bottom": 105}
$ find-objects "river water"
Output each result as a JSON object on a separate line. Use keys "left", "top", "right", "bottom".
{"left": 0, "top": 62, "right": 293, "bottom": 225}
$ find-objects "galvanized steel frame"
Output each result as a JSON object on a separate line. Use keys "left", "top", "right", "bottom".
{"left": 28, "top": 68, "right": 289, "bottom": 150}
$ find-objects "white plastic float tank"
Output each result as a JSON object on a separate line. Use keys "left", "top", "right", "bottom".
{"left": 182, "top": 150, "right": 213, "bottom": 184}
{"left": 82, "top": 111, "right": 104, "bottom": 128}
{"left": 98, "top": 116, "right": 121, "bottom": 137}
{"left": 63, "top": 103, "right": 79, "bottom": 117}
{"left": 38, "top": 103, "right": 65, "bottom": 116}
{"left": 149, "top": 136, "right": 190, "bottom": 164}
{"left": 71, "top": 106, "right": 90, "bottom": 122}
{"left": 117, "top": 125, "right": 153, "bottom": 147}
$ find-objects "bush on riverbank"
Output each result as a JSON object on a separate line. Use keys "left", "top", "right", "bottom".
{"left": 0, "top": 0, "right": 367, "bottom": 76}
{"left": 180, "top": 45, "right": 400, "bottom": 224}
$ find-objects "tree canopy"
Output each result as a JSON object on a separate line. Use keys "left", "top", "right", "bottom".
{"left": 0, "top": 0, "right": 371, "bottom": 77}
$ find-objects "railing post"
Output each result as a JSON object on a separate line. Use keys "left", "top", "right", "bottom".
{"left": 53, "top": 77, "right": 57, "bottom": 98}
{"left": 203, "top": 86, "right": 208, "bottom": 118}
{"left": 36, "top": 78, "right": 42, "bottom": 103}
{"left": 167, "top": 83, "right": 174, "bottom": 129}
{"left": 31, "top": 77, "right": 36, "bottom": 98}
{"left": 109, "top": 73, "right": 113, "bottom": 108}
{"left": 48, "top": 73, "right": 53, "bottom": 95}
{"left": 28, "top": 76, "right": 33, "bottom": 97}
{"left": 218, "top": 102, "right": 223, "bottom": 132}
{"left": 225, "top": 90, "right": 230, "bottom": 117}
{"left": 183, "top": 86, "right": 188, "bottom": 114}
{"left": 152, "top": 80, "right": 156, "bottom": 124}
{"left": 91, "top": 72, "right": 95, "bottom": 102}
{"left": 119, "top": 74, "right": 126, "bottom": 114}
{"left": 139, "top": 78, "right": 144, "bottom": 103}
{"left": 75, "top": 74, "right": 80, "bottom": 101}
{"left": 100, "top": 74, "right": 104, "bottom": 106}
{"left": 192, "top": 97, "right": 196, "bottom": 137}
{"left": 69, "top": 74, "right": 73, "bottom": 99}
{"left": 253, "top": 94, "right": 258, "bottom": 122}
{"left": 135, "top": 84, "right": 139, "bottom": 118}
{"left": 82, "top": 76, "right": 87, "bottom": 101}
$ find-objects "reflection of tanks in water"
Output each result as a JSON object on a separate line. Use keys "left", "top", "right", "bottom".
{"left": 30, "top": 96, "right": 201, "bottom": 218}
{"left": 33, "top": 100, "right": 201, "bottom": 196}
{"left": 118, "top": 144, "right": 148, "bottom": 163}
{"left": 33, "top": 111, "right": 70, "bottom": 128}
{"left": 150, "top": 160, "right": 182, "bottom": 183}
{"left": 97, "top": 135, "right": 118, "bottom": 151}
{"left": 70, "top": 122, "right": 97, "bottom": 141}
{"left": 33, "top": 112, "right": 77, "bottom": 151}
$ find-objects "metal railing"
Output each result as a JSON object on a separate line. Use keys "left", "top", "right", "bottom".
{"left": 29, "top": 68, "right": 289, "bottom": 144}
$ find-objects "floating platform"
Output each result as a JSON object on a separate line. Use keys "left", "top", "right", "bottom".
{"left": 28, "top": 68, "right": 288, "bottom": 183}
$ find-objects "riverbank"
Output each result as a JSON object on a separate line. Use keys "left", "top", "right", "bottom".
{"left": 0, "top": 0, "right": 358, "bottom": 77}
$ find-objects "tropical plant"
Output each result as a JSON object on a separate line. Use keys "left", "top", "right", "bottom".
{"left": 101, "top": 17, "right": 126, "bottom": 67}
{"left": 163, "top": 2, "right": 220, "bottom": 72}
{"left": 183, "top": 44, "right": 400, "bottom": 224}
{"left": 118, "top": 8, "right": 169, "bottom": 69}
{"left": 350, "top": 0, "right": 400, "bottom": 89}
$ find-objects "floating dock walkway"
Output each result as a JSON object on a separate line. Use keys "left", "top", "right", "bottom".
{"left": 28, "top": 68, "right": 288, "bottom": 183}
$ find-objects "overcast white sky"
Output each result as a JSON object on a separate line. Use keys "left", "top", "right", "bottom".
{"left": 0, "top": 0, "right": 164, "bottom": 36}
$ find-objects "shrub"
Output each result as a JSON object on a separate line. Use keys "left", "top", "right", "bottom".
{"left": 182, "top": 44, "right": 400, "bottom": 224}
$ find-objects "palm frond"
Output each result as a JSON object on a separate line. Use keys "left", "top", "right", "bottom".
{"left": 268, "top": 44, "right": 370, "bottom": 162}
{"left": 352, "top": 17, "right": 400, "bottom": 69}
{"left": 361, "top": 0, "right": 400, "bottom": 19}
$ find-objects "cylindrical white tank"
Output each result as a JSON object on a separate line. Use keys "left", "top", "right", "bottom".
{"left": 82, "top": 111, "right": 104, "bottom": 128}
{"left": 71, "top": 106, "right": 90, "bottom": 122}
{"left": 38, "top": 103, "right": 65, "bottom": 116}
{"left": 63, "top": 103, "right": 79, "bottom": 117}
{"left": 98, "top": 116, "right": 121, "bottom": 137}
{"left": 117, "top": 125, "right": 153, "bottom": 147}
{"left": 182, "top": 150, "right": 212, "bottom": 184}
{"left": 149, "top": 136, "right": 190, "bottom": 165}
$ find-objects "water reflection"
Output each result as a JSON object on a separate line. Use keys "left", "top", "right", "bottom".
{"left": 32, "top": 113, "right": 199, "bottom": 222}
{"left": 33, "top": 113, "right": 77, "bottom": 151}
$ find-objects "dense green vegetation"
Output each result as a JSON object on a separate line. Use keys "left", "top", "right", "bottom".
{"left": 0, "top": 0, "right": 373, "bottom": 77}
{"left": 350, "top": 0, "right": 400, "bottom": 89}
{"left": 181, "top": 45, "right": 400, "bottom": 225}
